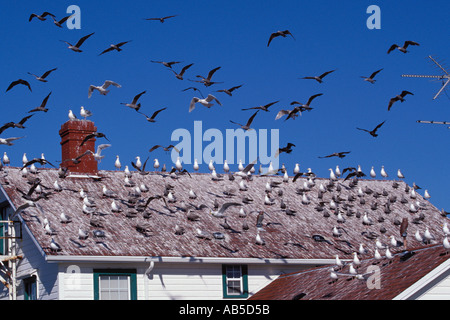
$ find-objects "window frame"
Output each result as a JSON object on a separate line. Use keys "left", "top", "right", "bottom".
{"left": 23, "top": 275, "right": 37, "bottom": 300}
{"left": 222, "top": 264, "right": 248, "bottom": 299}
{"left": 93, "top": 269, "right": 137, "bottom": 300}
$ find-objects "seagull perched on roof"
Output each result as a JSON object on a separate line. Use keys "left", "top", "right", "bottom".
{"left": 80, "top": 106, "right": 92, "bottom": 120}
{"left": 189, "top": 94, "right": 221, "bottom": 112}
{"left": 267, "top": 30, "right": 295, "bottom": 47}
{"left": 60, "top": 32, "right": 95, "bottom": 52}
{"left": 387, "top": 41, "right": 419, "bottom": 54}
{"left": 88, "top": 80, "right": 121, "bottom": 98}
{"left": 50, "top": 238, "right": 62, "bottom": 252}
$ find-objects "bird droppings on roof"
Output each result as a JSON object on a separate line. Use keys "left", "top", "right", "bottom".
{"left": 0, "top": 165, "right": 448, "bottom": 260}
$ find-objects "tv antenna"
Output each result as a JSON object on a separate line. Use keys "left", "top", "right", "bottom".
{"left": 402, "top": 55, "right": 449, "bottom": 100}
{"left": 416, "top": 120, "right": 450, "bottom": 129}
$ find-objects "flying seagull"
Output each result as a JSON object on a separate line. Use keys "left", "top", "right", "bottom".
{"left": 357, "top": 121, "right": 386, "bottom": 137}
{"left": 22, "top": 157, "right": 56, "bottom": 169}
{"left": 99, "top": 41, "right": 132, "bottom": 55}
{"left": 138, "top": 108, "right": 167, "bottom": 123}
{"left": 6, "top": 79, "right": 32, "bottom": 92}
{"left": 51, "top": 14, "right": 73, "bottom": 27}
{"left": 204, "top": 202, "right": 242, "bottom": 218}
{"left": 27, "top": 68, "right": 57, "bottom": 82}
{"left": 193, "top": 66, "right": 222, "bottom": 87}
{"left": 28, "top": 92, "right": 52, "bottom": 113}
{"left": 0, "top": 115, "right": 33, "bottom": 135}
{"left": 387, "top": 41, "right": 419, "bottom": 54}
{"left": 88, "top": 80, "right": 121, "bottom": 98}
{"left": 318, "top": 151, "right": 351, "bottom": 159}
{"left": 29, "top": 12, "right": 55, "bottom": 21}
{"left": 275, "top": 143, "right": 296, "bottom": 158}
{"left": 144, "top": 15, "right": 177, "bottom": 23}
{"left": 267, "top": 30, "right": 295, "bottom": 47}
{"left": 149, "top": 144, "right": 180, "bottom": 153}
{"left": 151, "top": 60, "right": 182, "bottom": 69}
{"left": 387, "top": 91, "right": 413, "bottom": 111}
{"left": 170, "top": 63, "right": 194, "bottom": 80}
{"left": 0, "top": 137, "right": 25, "bottom": 146}
{"left": 230, "top": 111, "right": 259, "bottom": 131}
{"left": 242, "top": 100, "right": 279, "bottom": 112}
{"left": 300, "top": 70, "right": 336, "bottom": 83}
{"left": 216, "top": 84, "right": 243, "bottom": 96}
{"left": 189, "top": 94, "right": 222, "bottom": 112}
{"left": 80, "top": 132, "right": 110, "bottom": 146}
{"left": 276, "top": 93, "right": 323, "bottom": 120}
{"left": 77, "top": 144, "right": 111, "bottom": 162}
{"left": 182, "top": 87, "right": 204, "bottom": 98}
{"left": 60, "top": 32, "right": 95, "bottom": 52}
{"left": 361, "top": 68, "right": 383, "bottom": 84}
{"left": 120, "top": 91, "right": 146, "bottom": 111}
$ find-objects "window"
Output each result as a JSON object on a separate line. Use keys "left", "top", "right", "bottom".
{"left": 93, "top": 269, "right": 137, "bottom": 300}
{"left": 222, "top": 265, "right": 248, "bottom": 298}
{"left": 23, "top": 276, "right": 37, "bottom": 300}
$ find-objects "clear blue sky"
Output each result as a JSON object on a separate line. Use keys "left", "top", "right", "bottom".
{"left": 1, "top": 1, "right": 449, "bottom": 210}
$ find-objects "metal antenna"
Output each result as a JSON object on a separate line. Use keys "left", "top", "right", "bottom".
{"left": 416, "top": 120, "right": 450, "bottom": 129}
{"left": 402, "top": 55, "right": 450, "bottom": 100}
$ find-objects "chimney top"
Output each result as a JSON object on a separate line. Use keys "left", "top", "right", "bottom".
{"left": 59, "top": 120, "right": 98, "bottom": 176}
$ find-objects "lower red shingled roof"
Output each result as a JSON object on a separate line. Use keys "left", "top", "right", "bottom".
{"left": 249, "top": 244, "right": 450, "bottom": 300}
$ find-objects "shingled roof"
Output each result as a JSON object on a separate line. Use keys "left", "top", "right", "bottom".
{"left": 248, "top": 244, "right": 450, "bottom": 300}
{"left": 0, "top": 165, "right": 447, "bottom": 260}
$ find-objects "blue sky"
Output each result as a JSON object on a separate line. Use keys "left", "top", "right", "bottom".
{"left": 1, "top": 1, "right": 450, "bottom": 210}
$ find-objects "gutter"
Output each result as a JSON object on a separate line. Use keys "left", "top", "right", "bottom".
{"left": 45, "top": 254, "right": 338, "bottom": 265}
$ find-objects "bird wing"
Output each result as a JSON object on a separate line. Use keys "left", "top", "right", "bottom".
{"left": 275, "top": 109, "right": 290, "bottom": 120}
{"left": 99, "top": 47, "right": 114, "bottom": 55}
{"left": 41, "top": 68, "right": 57, "bottom": 79}
{"left": 162, "top": 15, "right": 177, "bottom": 20}
{"left": 80, "top": 133, "right": 95, "bottom": 146}
{"left": 116, "top": 40, "right": 131, "bottom": 47}
{"left": 7, "top": 79, "right": 32, "bottom": 92}
{"left": 97, "top": 144, "right": 112, "bottom": 154}
{"left": 356, "top": 127, "right": 370, "bottom": 133}
{"left": 206, "top": 67, "right": 221, "bottom": 80}
{"left": 282, "top": 30, "right": 295, "bottom": 39}
{"left": 387, "top": 44, "right": 398, "bottom": 54}
{"left": 103, "top": 80, "right": 121, "bottom": 89}
{"left": 219, "top": 202, "right": 242, "bottom": 214}
{"left": 404, "top": 40, "right": 419, "bottom": 48}
{"left": 400, "top": 90, "right": 413, "bottom": 97}
{"left": 149, "top": 145, "right": 162, "bottom": 152}
{"left": 132, "top": 91, "right": 147, "bottom": 104}
{"left": 189, "top": 97, "right": 198, "bottom": 112}
{"left": 150, "top": 108, "right": 167, "bottom": 120}
{"left": 373, "top": 121, "right": 386, "bottom": 131}
{"left": 40, "top": 92, "right": 52, "bottom": 107}
{"left": 387, "top": 97, "right": 399, "bottom": 111}
{"left": 245, "top": 111, "right": 259, "bottom": 127}
{"left": 319, "top": 70, "right": 335, "bottom": 79}
{"left": 75, "top": 32, "right": 95, "bottom": 48}
{"left": 267, "top": 32, "right": 278, "bottom": 47}
{"left": 369, "top": 68, "right": 383, "bottom": 79}
{"left": 306, "top": 93, "right": 323, "bottom": 105}
{"left": 88, "top": 85, "right": 95, "bottom": 98}
{"left": 75, "top": 150, "right": 92, "bottom": 161}
{"left": 180, "top": 63, "right": 194, "bottom": 75}
{"left": 205, "top": 94, "right": 221, "bottom": 105}
{"left": 263, "top": 100, "right": 280, "bottom": 109}
{"left": 41, "top": 12, "right": 56, "bottom": 18}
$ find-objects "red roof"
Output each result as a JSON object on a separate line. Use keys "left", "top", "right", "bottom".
{"left": 249, "top": 244, "right": 450, "bottom": 300}
{"left": 0, "top": 166, "right": 447, "bottom": 260}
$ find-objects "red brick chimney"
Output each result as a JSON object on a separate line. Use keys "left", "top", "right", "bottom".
{"left": 59, "top": 120, "right": 98, "bottom": 176}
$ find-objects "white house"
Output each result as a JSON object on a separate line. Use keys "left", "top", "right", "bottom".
{"left": 0, "top": 119, "right": 447, "bottom": 300}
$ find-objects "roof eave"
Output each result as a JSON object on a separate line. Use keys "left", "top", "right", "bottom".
{"left": 45, "top": 254, "right": 338, "bottom": 265}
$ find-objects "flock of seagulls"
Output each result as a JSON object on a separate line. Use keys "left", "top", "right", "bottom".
{"left": 2, "top": 8, "right": 447, "bottom": 274}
